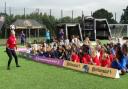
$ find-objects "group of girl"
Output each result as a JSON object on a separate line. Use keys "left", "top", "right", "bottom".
{"left": 25, "top": 36, "right": 128, "bottom": 75}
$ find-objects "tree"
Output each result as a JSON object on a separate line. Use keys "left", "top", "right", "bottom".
{"left": 120, "top": 6, "right": 128, "bottom": 24}
{"left": 92, "top": 8, "right": 117, "bottom": 24}
{"left": 60, "top": 16, "right": 72, "bottom": 23}
{"left": 74, "top": 16, "right": 82, "bottom": 23}
{"left": 0, "top": 13, "right": 15, "bottom": 38}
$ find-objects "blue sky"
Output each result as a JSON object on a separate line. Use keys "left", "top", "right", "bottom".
{"left": 0, "top": 0, "right": 128, "bottom": 22}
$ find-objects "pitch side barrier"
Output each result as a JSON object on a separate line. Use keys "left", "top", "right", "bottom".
{"left": 18, "top": 51, "right": 120, "bottom": 79}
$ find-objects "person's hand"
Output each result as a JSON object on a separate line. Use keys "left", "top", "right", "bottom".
{"left": 15, "top": 48, "right": 17, "bottom": 51}
{"left": 14, "top": 46, "right": 18, "bottom": 51}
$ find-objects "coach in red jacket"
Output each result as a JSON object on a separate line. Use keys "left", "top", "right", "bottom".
{"left": 6, "top": 30, "right": 20, "bottom": 70}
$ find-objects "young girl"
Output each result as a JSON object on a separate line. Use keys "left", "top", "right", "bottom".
{"left": 6, "top": 30, "right": 20, "bottom": 70}
{"left": 71, "top": 50, "right": 80, "bottom": 63}
{"left": 82, "top": 52, "right": 93, "bottom": 64}
{"left": 32, "top": 40, "right": 38, "bottom": 54}
{"left": 122, "top": 43, "right": 128, "bottom": 70}
{"left": 26, "top": 42, "right": 32, "bottom": 54}
{"left": 38, "top": 42, "right": 46, "bottom": 56}
{"left": 83, "top": 37, "right": 91, "bottom": 46}
{"left": 111, "top": 45, "right": 127, "bottom": 75}
{"left": 91, "top": 48, "right": 100, "bottom": 66}
{"left": 82, "top": 45, "right": 93, "bottom": 64}
{"left": 64, "top": 37, "right": 70, "bottom": 46}
{"left": 100, "top": 46, "right": 110, "bottom": 67}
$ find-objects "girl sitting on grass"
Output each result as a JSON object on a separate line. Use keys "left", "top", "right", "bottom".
{"left": 71, "top": 50, "right": 80, "bottom": 63}
{"left": 31, "top": 40, "right": 38, "bottom": 55}
{"left": 111, "top": 45, "right": 127, "bottom": 75}
{"left": 100, "top": 46, "right": 110, "bottom": 67}
{"left": 91, "top": 48, "right": 100, "bottom": 66}
{"left": 82, "top": 45, "right": 93, "bottom": 64}
{"left": 25, "top": 42, "right": 32, "bottom": 54}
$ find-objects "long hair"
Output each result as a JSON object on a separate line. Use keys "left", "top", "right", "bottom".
{"left": 122, "top": 43, "right": 127, "bottom": 55}
{"left": 116, "top": 46, "right": 124, "bottom": 60}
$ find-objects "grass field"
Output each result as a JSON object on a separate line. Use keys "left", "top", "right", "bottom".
{"left": 0, "top": 46, "right": 128, "bottom": 89}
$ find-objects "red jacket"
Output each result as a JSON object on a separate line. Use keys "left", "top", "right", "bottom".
{"left": 83, "top": 54, "right": 92, "bottom": 64}
{"left": 7, "top": 34, "right": 17, "bottom": 49}
{"left": 82, "top": 57, "right": 88, "bottom": 64}
{"left": 92, "top": 56, "right": 100, "bottom": 66}
{"left": 100, "top": 56, "right": 110, "bottom": 67}
{"left": 71, "top": 54, "right": 80, "bottom": 63}
{"left": 109, "top": 54, "right": 114, "bottom": 63}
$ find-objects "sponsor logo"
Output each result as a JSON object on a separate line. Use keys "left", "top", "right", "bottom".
{"left": 91, "top": 67, "right": 112, "bottom": 74}
{"left": 32, "top": 56, "right": 64, "bottom": 66}
{"left": 82, "top": 65, "right": 89, "bottom": 73}
{"left": 64, "top": 61, "right": 84, "bottom": 71}
{"left": 66, "top": 62, "right": 81, "bottom": 68}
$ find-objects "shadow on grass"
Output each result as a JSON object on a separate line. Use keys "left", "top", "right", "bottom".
{"left": 0, "top": 65, "right": 21, "bottom": 71}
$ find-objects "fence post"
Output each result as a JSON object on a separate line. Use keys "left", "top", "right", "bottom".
{"left": 28, "top": 28, "right": 31, "bottom": 42}
{"left": 127, "top": 25, "right": 128, "bottom": 37}
{"left": 38, "top": 29, "right": 39, "bottom": 42}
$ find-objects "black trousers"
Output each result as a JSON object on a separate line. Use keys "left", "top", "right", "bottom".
{"left": 21, "top": 40, "right": 25, "bottom": 45}
{"left": 6, "top": 48, "right": 19, "bottom": 67}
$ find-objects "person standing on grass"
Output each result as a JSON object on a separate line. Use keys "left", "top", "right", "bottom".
{"left": 6, "top": 29, "right": 20, "bottom": 70}
{"left": 59, "top": 28, "right": 64, "bottom": 40}
{"left": 46, "top": 29, "right": 50, "bottom": 44}
{"left": 20, "top": 30, "right": 25, "bottom": 45}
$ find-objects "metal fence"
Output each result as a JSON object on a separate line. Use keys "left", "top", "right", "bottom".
{"left": 109, "top": 24, "right": 128, "bottom": 38}
{"left": 0, "top": 6, "right": 93, "bottom": 19}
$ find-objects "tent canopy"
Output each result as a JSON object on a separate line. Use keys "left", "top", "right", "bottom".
{"left": 12, "top": 19, "right": 46, "bottom": 29}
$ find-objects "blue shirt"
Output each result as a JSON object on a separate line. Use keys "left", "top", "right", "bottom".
{"left": 119, "top": 56, "right": 127, "bottom": 69}
{"left": 46, "top": 31, "right": 50, "bottom": 40}
{"left": 111, "top": 55, "right": 127, "bottom": 70}
{"left": 20, "top": 33, "right": 25, "bottom": 41}
{"left": 124, "top": 55, "right": 128, "bottom": 65}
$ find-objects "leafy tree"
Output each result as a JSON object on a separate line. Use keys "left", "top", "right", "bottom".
{"left": 60, "top": 16, "right": 72, "bottom": 23}
{"left": 0, "top": 13, "right": 15, "bottom": 38}
{"left": 120, "top": 6, "right": 128, "bottom": 24}
{"left": 92, "top": 8, "right": 117, "bottom": 24}
{"left": 74, "top": 16, "right": 82, "bottom": 23}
